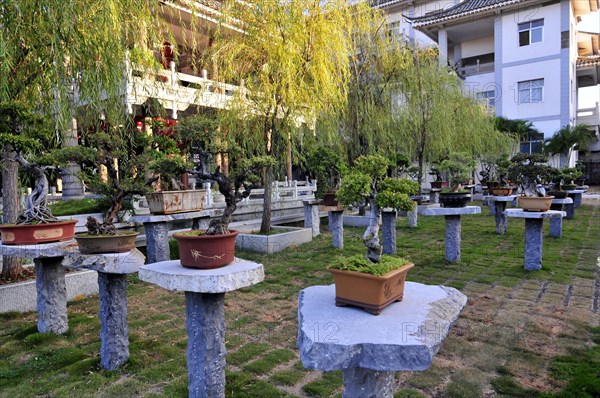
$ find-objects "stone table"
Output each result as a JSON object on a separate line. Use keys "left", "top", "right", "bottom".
{"left": 0, "top": 241, "right": 145, "bottom": 370}
{"left": 297, "top": 283, "right": 467, "bottom": 398}
{"left": 321, "top": 205, "right": 344, "bottom": 249}
{"left": 566, "top": 189, "right": 585, "bottom": 209}
{"left": 504, "top": 209, "right": 566, "bottom": 270}
{"left": 485, "top": 195, "right": 516, "bottom": 235}
{"left": 421, "top": 206, "right": 481, "bottom": 262}
{"left": 130, "top": 210, "right": 216, "bottom": 263}
{"left": 303, "top": 199, "right": 321, "bottom": 237}
{"left": 139, "top": 259, "right": 264, "bottom": 398}
{"left": 551, "top": 197, "right": 574, "bottom": 227}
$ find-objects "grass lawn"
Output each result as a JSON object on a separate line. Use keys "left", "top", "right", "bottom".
{"left": 1, "top": 201, "right": 599, "bottom": 397}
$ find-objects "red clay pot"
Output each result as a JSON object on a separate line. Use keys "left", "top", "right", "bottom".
{"left": 0, "top": 220, "right": 77, "bottom": 245}
{"left": 173, "top": 230, "right": 239, "bottom": 269}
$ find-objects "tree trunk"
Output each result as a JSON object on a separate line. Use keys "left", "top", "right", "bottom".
{"left": 61, "top": 117, "right": 85, "bottom": 199}
{"left": 1, "top": 147, "right": 23, "bottom": 279}
{"left": 260, "top": 165, "right": 273, "bottom": 234}
{"left": 286, "top": 137, "right": 293, "bottom": 182}
{"left": 417, "top": 149, "right": 425, "bottom": 193}
{"left": 363, "top": 198, "right": 381, "bottom": 263}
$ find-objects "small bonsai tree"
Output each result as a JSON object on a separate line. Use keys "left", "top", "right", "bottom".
{"left": 437, "top": 152, "right": 475, "bottom": 193}
{"left": 336, "top": 155, "right": 418, "bottom": 265}
{"left": 304, "top": 146, "right": 345, "bottom": 199}
{"left": 561, "top": 167, "right": 583, "bottom": 186}
{"left": 508, "top": 153, "right": 554, "bottom": 197}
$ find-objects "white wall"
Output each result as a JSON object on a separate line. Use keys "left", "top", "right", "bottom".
{"left": 464, "top": 72, "right": 497, "bottom": 98}
{"left": 461, "top": 36, "right": 494, "bottom": 58}
{"left": 501, "top": 3, "right": 561, "bottom": 64}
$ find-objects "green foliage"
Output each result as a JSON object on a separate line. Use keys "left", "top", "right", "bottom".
{"left": 0, "top": 102, "right": 51, "bottom": 154}
{"left": 48, "top": 199, "right": 104, "bottom": 216}
{"left": 330, "top": 254, "right": 410, "bottom": 276}
{"left": 508, "top": 153, "right": 554, "bottom": 197}
{"left": 303, "top": 146, "right": 346, "bottom": 197}
{"left": 148, "top": 156, "right": 193, "bottom": 190}
{"left": 437, "top": 152, "right": 475, "bottom": 192}
{"left": 336, "top": 171, "right": 373, "bottom": 206}
{"left": 376, "top": 178, "right": 418, "bottom": 211}
{"left": 545, "top": 124, "right": 596, "bottom": 167}
{"left": 561, "top": 167, "right": 583, "bottom": 184}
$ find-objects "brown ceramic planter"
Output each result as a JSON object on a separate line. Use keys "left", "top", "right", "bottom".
{"left": 75, "top": 232, "right": 139, "bottom": 254}
{"left": 518, "top": 196, "right": 554, "bottom": 212}
{"left": 490, "top": 187, "right": 513, "bottom": 196}
{"left": 0, "top": 220, "right": 77, "bottom": 245}
{"left": 145, "top": 189, "right": 206, "bottom": 215}
{"left": 322, "top": 192, "right": 339, "bottom": 207}
{"left": 430, "top": 181, "right": 448, "bottom": 189}
{"left": 173, "top": 230, "right": 239, "bottom": 269}
{"left": 329, "top": 262, "right": 414, "bottom": 315}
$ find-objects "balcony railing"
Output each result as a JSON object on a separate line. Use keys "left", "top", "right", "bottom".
{"left": 577, "top": 103, "right": 600, "bottom": 127}
{"left": 458, "top": 61, "right": 495, "bottom": 78}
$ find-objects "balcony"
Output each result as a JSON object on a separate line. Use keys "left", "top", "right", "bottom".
{"left": 577, "top": 103, "right": 600, "bottom": 127}
{"left": 457, "top": 61, "right": 495, "bottom": 78}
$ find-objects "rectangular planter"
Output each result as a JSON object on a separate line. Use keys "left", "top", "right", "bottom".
{"left": 0, "top": 269, "right": 99, "bottom": 314}
{"left": 146, "top": 189, "right": 206, "bottom": 215}
{"left": 236, "top": 226, "right": 312, "bottom": 254}
{"left": 329, "top": 262, "right": 414, "bottom": 315}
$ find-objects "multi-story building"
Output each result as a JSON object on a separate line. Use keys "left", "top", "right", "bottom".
{"left": 375, "top": 0, "right": 599, "bottom": 172}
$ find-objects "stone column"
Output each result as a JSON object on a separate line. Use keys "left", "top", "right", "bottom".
{"left": 186, "top": 292, "right": 226, "bottom": 398}
{"left": 381, "top": 211, "right": 397, "bottom": 255}
{"left": 303, "top": 201, "right": 320, "bottom": 237}
{"left": 34, "top": 257, "right": 68, "bottom": 334}
{"left": 565, "top": 203, "right": 575, "bottom": 219}
{"left": 430, "top": 190, "right": 440, "bottom": 204}
{"left": 549, "top": 217, "right": 563, "bottom": 238}
{"left": 408, "top": 206, "right": 418, "bottom": 228}
{"left": 98, "top": 272, "right": 130, "bottom": 370}
{"left": 342, "top": 368, "right": 394, "bottom": 398}
{"left": 438, "top": 29, "right": 448, "bottom": 66}
{"left": 494, "top": 201, "right": 508, "bottom": 235}
{"left": 445, "top": 215, "right": 461, "bottom": 262}
{"left": 328, "top": 212, "right": 333, "bottom": 232}
{"left": 524, "top": 219, "right": 543, "bottom": 271}
{"left": 488, "top": 201, "right": 496, "bottom": 215}
{"left": 330, "top": 210, "right": 344, "bottom": 249}
{"left": 572, "top": 193, "right": 583, "bottom": 208}
{"left": 144, "top": 221, "right": 170, "bottom": 263}
{"left": 61, "top": 117, "right": 85, "bottom": 199}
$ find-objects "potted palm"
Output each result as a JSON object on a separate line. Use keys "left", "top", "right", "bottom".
{"left": 508, "top": 153, "right": 555, "bottom": 211}
{"left": 328, "top": 154, "right": 418, "bottom": 315}
{"left": 438, "top": 152, "right": 475, "bottom": 208}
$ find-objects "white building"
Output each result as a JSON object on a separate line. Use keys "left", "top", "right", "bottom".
{"left": 375, "top": 0, "right": 600, "bottom": 172}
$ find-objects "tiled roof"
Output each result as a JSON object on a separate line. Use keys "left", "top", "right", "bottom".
{"left": 409, "top": 0, "right": 522, "bottom": 26}
{"left": 371, "top": 0, "right": 406, "bottom": 6}
{"left": 577, "top": 56, "right": 600, "bottom": 68}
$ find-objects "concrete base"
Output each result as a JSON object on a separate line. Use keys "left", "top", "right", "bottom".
{"left": 298, "top": 283, "right": 467, "bottom": 397}
{"left": 35, "top": 258, "right": 68, "bottom": 334}
{"left": 381, "top": 211, "right": 396, "bottom": 255}
{"left": 303, "top": 200, "right": 321, "bottom": 237}
{"left": 408, "top": 207, "right": 418, "bottom": 228}
{"left": 494, "top": 202, "right": 508, "bottom": 235}
{"left": 144, "top": 221, "right": 170, "bottom": 264}
{"left": 236, "top": 226, "right": 312, "bottom": 254}
{"left": 550, "top": 217, "right": 563, "bottom": 238}
{"left": 98, "top": 273, "right": 130, "bottom": 370}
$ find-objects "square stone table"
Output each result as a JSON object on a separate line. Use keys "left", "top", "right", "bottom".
{"left": 139, "top": 259, "right": 264, "bottom": 398}
{"left": 298, "top": 283, "right": 467, "bottom": 398}
{"left": 484, "top": 196, "right": 516, "bottom": 234}
{"left": 0, "top": 241, "right": 145, "bottom": 370}
{"left": 504, "top": 209, "right": 566, "bottom": 270}
{"left": 421, "top": 206, "right": 481, "bottom": 262}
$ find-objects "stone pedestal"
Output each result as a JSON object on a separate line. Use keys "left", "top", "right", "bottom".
{"left": 303, "top": 199, "right": 321, "bottom": 237}
{"left": 421, "top": 206, "right": 481, "bottom": 262}
{"left": 505, "top": 210, "right": 566, "bottom": 271}
{"left": 381, "top": 210, "right": 397, "bottom": 255}
{"left": 550, "top": 198, "right": 572, "bottom": 238}
{"left": 408, "top": 205, "right": 418, "bottom": 228}
{"left": 429, "top": 189, "right": 441, "bottom": 204}
{"left": 139, "top": 259, "right": 264, "bottom": 398}
{"left": 486, "top": 196, "right": 516, "bottom": 235}
{"left": 566, "top": 190, "right": 584, "bottom": 209}
{"left": 321, "top": 206, "right": 344, "bottom": 249}
{"left": 483, "top": 196, "right": 496, "bottom": 215}
{"left": 297, "top": 283, "right": 467, "bottom": 398}
{"left": 34, "top": 257, "right": 68, "bottom": 334}
{"left": 130, "top": 211, "right": 211, "bottom": 263}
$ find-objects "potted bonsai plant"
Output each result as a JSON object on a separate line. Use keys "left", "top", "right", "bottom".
{"left": 173, "top": 165, "right": 256, "bottom": 269}
{"left": 546, "top": 167, "right": 569, "bottom": 199}
{"left": 508, "top": 153, "right": 555, "bottom": 211}
{"left": 438, "top": 152, "right": 475, "bottom": 208}
{"left": 0, "top": 153, "right": 77, "bottom": 245}
{"left": 328, "top": 154, "right": 419, "bottom": 315}
{"left": 560, "top": 167, "right": 582, "bottom": 191}
{"left": 489, "top": 156, "right": 513, "bottom": 196}
{"left": 145, "top": 118, "right": 207, "bottom": 214}
{"left": 304, "top": 146, "right": 345, "bottom": 206}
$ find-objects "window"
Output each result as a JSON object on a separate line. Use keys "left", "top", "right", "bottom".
{"left": 520, "top": 131, "right": 544, "bottom": 154}
{"left": 518, "top": 79, "right": 544, "bottom": 103}
{"left": 518, "top": 19, "right": 543, "bottom": 46}
{"left": 386, "top": 21, "right": 405, "bottom": 41}
{"left": 476, "top": 90, "right": 496, "bottom": 107}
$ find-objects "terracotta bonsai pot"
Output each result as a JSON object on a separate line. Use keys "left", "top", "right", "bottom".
{"left": 329, "top": 262, "right": 414, "bottom": 315}
{"left": 430, "top": 181, "right": 448, "bottom": 189}
{"left": 439, "top": 192, "right": 471, "bottom": 208}
{"left": 490, "top": 187, "right": 513, "bottom": 196}
{"left": 75, "top": 232, "right": 139, "bottom": 254}
{"left": 173, "top": 230, "right": 239, "bottom": 269}
{"left": 145, "top": 189, "right": 206, "bottom": 215}
{"left": 0, "top": 220, "right": 77, "bottom": 245}
{"left": 518, "top": 196, "right": 554, "bottom": 212}
{"left": 322, "top": 192, "right": 339, "bottom": 207}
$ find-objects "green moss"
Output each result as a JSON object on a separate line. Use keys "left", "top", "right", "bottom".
{"left": 302, "top": 371, "right": 343, "bottom": 397}
{"left": 49, "top": 199, "right": 104, "bottom": 216}
{"left": 444, "top": 380, "right": 481, "bottom": 398}
{"left": 394, "top": 390, "right": 426, "bottom": 398}
{"left": 228, "top": 343, "right": 271, "bottom": 366}
{"left": 329, "top": 254, "right": 410, "bottom": 276}
{"left": 243, "top": 349, "right": 296, "bottom": 374}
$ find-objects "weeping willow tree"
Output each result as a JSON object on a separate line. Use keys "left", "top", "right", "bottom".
{"left": 395, "top": 49, "right": 509, "bottom": 189}
{"left": 207, "top": 0, "right": 354, "bottom": 234}
{"left": 0, "top": 1, "right": 162, "bottom": 278}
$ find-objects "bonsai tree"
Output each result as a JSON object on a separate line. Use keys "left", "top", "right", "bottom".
{"left": 304, "top": 146, "right": 346, "bottom": 199}
{"left": 561, "top": 167, "right": 583, "bottom": 186}
{"left": 508, "top": 153, "right": 554, "bottom": 197}
{"left": 336, "top": 154, "right": 418, "bottom": 264}
{"left": 437, "top": 152, "right": 475, "bottom": 193}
